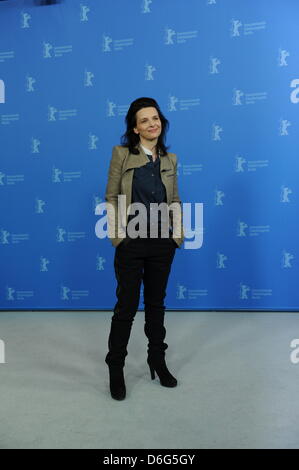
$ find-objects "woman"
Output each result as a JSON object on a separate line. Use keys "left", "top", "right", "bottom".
{"left": 104, "top": 97, "right": 184, "bottom": 400}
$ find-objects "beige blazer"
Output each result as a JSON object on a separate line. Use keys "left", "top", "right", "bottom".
{"left": 105, "top": 142, "right": 184, "bottom": 248}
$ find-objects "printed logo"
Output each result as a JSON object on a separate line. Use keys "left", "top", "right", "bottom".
{"left": 31, "top": 138, "right": 41, "bottom": 154}
{"left": 141, "top": 0, "right": 152, "bottom": 13}
{"left": 0, "top": 229, "right": 10, "bottom": 244}
{"left": 80, "top": 3, "right": 90, "bottom": 22}
{"left": 179, "top": 162, "right": 203, "bottom": 176}
{"left": 48, "top": 105, "right": 77, "bottom": 121}
{"left": 280, "top": 185, "right": 292, "bottom": 203}
{"left": 237, "top": 220, "right": 248, "bottom": 237}
{"left": 102, "top": 34, "right": 134, "bottom": 52}
{"left": 278, "top": 48, "right": 289, "bottom": 67}
{"left": 212, "top": 123, "right": 223, "bottom": 141}
{"left": 40, "top": 257, "right": 50, "bottom": 272}
{"left": 56, "top": 226, "right": 86, "bottom": 242}
{"left": 231, "top": 19, "right": 242, "bottom": 37}
{"left": 239, "top": 283, "right": 250, "bottom": 299}
{"left": 1, "top": 114, "right": 20, "bottom": 125}
{"left": 35, "top": 198, "right": 45, "bottom": 213}
{"left": 234, "top": 154, "right": 269, "bottom": 172}
{"left": 214, "top": 189, "right": 225, "bottom": 206}
{"left": 237, "top": 220, "right": 270, "bottom": 237}
{"left": 281, "top": 250, "right": 294, "bottom": 268}
{"left": 26, "top": 75, "right": 36, "bottom": 92}
{"left": 230, "top": 19, "right": 266, "bottom": 37}
{"left": 96, "top": 254, "right": 106, "bottom": 271}
{"left": 1, "top": 228, "right": 29, "bottom": 244}
{"left": 106, "top": 100, "right": 128, "bottom": 117}
{"left": 239, "top": 283, "right": 272, "bottom": 300}
{"left": 145, "top": 64, "right": 156, "bottom": 80}
{"left": 279, "top": 119, "right": 291, "bottom": 135}
{"left": 52, "top": 166, "right": 82, "bottom": 183}
{"left": 176, "top": 283, "right": 208, "bottom": 300}
{"left": 209, "top": 57, "right": 220, "bottom": 74}
{"left": 21, "top": 11, "right": 31, "bottom": 29}
{"left": 216, "top": 253, "right": 227, "bottom": 269}
{"left": 177, "top": 283, "right": 187, "bottom": 299}
{"left": 88, "top": 133, "right": 98, "bottom": 150}
{"left": 6, "top": 286, "right": 33, "bottom": 300}
{"left": 60, "top": 285, "right": 89, "bottom": 300}
{"left": 84, "top": 69, "right": 94, "bottom": 87}
{"left": 164, "top": 27, "right": 198, "bottom": 45}
{"left": 43, "top": 42, "right": 72, "bottom": 58}
{"left": 0, "top": 172, "right": 25, "bottom": 185}
{"left": 233, "top": 88, "right": 267, "bottom": 105}
{"left": 167, "top": 94, "right": 200, "bottom": 112}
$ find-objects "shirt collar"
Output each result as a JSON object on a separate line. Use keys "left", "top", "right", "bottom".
{"left": 141, "top": 144, "right": 153, "bottom": 155}
{"left": 140, "top": 144, "right": 162, "bottom": 159}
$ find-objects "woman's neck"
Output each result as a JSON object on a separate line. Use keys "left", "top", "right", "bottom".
{"left": 140, "top": 142, "right": 158, "bottom": 159}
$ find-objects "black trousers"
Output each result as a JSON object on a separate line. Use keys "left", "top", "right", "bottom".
{"left": 105, "top": 235, "right": 177, "bottom": 367}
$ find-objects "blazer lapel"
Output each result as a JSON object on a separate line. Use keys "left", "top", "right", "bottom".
{"left": 122, "top": 142, "right": 173, "bottom": 172}
{"left": 122, "top": 143, "right": 149, "bottom": 173}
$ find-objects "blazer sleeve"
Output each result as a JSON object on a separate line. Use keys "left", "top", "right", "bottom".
{"left": 170, "top": 154, "right": 185, "bottom": 242}
{"left": 105, "top": 146, "right": 125, "bottom": 240}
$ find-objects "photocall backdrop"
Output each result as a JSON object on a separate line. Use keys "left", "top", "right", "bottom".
{"left": 0, "top": 0, "right": 298, "bottom": 311}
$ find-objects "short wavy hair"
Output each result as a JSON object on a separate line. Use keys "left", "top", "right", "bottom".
{"left": 120, "top": 97, "right": 170, "bottom": 156}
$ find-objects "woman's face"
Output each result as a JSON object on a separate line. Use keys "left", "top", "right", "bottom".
{"left": 133, "top": 106, "right": 162, "bottom": 141}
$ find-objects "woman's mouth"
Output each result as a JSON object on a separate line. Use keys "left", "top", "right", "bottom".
{"left": 149, "top": 128, "right": 158, "bottom": 133}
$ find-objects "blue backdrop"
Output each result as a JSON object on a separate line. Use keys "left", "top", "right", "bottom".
{"left": 0, "top": 0, "right": 298, "bottom": 311}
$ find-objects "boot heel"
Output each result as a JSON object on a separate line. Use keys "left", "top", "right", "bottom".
{"left": 148, "top": 364, "right": 155, "bottom": 380}
{"left": 147, "top": 359, "right": 177, "bottom": 387}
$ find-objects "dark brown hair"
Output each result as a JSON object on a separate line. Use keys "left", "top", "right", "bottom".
{"left": 120, "top": 97, "right": 170, "bottom": 156}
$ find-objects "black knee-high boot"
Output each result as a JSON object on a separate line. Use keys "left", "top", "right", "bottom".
{"left": 105, "top": 318, "right": 134, "bottom": 400}
{"left": 144, "top": 318, "right": 177, "bottom": 388}
{"left": 105, "top": 318, "right": 133, "bottom": 367}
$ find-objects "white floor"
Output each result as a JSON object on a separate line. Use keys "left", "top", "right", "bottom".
{"left": 0, "top": 310, "right": 298, "bottom": 449}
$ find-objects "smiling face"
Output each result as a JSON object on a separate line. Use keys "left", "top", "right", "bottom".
{"left": 133, "top": 106, "right": 162, "bottom": 142}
